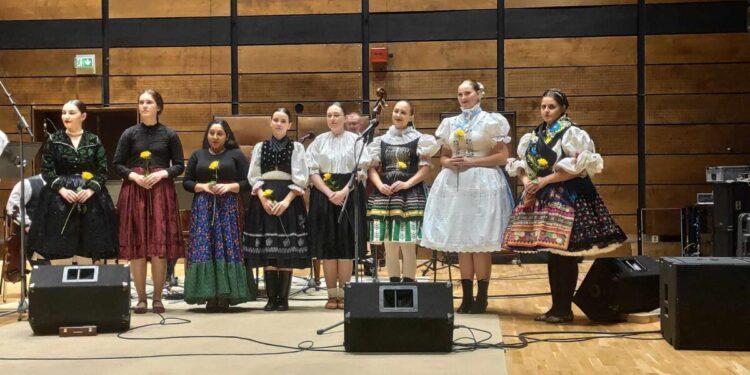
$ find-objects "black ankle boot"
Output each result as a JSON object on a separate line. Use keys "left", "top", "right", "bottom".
{"left": 470, "top": 279, "right": 489, "bottom": 314}
{"left": 276, "top": 271, "right": 292, "bottom": 311}
{"left": 402, "top": 277, "right": 414, "bottom": 283}
{"left": 389, "top": 277, "right": 401, "bottom": 283}
{"left": 263, "top": 271, "right": 279, "bottom": 311}
{"left": 457, "top": 279, "right": 473, "bottom": 314}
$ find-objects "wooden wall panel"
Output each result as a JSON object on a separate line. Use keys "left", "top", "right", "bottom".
{"left": 646, "top": 63, "right": 750, "bottom": 94}
{"left": 239, "top": 44, "right": 361, "bottom": 74}
{"left": 369, "top": 40, "right": 496, "bottom": 71}
{"left": 594, "top": 155, "right": 637, "bottom": 185}
{"left": 645, "top": 185, "right": 711, "bottom": 208}
{"left": 505, "top": 96, "right": 637, "bottom": 127}
{"left": 0, "top": 105, "right": 32, "bottom": 133}
{"left": 238, "top": 102, "right": 364, "bottom": 120}
{"left": 239, "top": 73, "right": 361, "bottom": 102}
{"left": 0, "top": 0, "right": 100, "bottom": 20}
{"left": 614, "top": 215, "right": 637, "bottom": 235}
{"left": 646, "top": 125, "right": 750, "bottom": 154}
{"left": 239, "top": 0, "right": 360, "bottom": 15}
{"left": 176, "top": 131, "right": 207, "bottom": 159}
{"left": 0, "top": 49, "right": 103, "bottom": 77}
{"left": 598, "top": 185, "right": 638, "bottom": 215}
{"left": 369, "top": 69, "right": 497, "bottom": 100}
{"left": 157, "top": 103, "right": 233, "bottom": 131}
{"left": 110, "top": 0, "right": 230, "bottom": 18}
{"left": 110, "top": 47, "right": 231, "bottom": 75}
{"left": 646, "top": 0, "right": 734, "bottom": 2}
{"left": 505, "top": 66, "right": 637, "bottom": 97}
{"left": 645, "top": 94, "right": 750, "bottom": 124}
{"left": 516, "top": 125, "right": 637, "bottom": 155}
{"left": 506, "top": 0, "right": 634, "bottom": 7}
{"left": 646, "top": 33, "right": 750, "bottom": 64}
{"left": 1, "top": 77, "right": 101, "bottom": 105}
{"left": 646, "top": 155, "right": 750, "bottom": 184}
{"left": 370, "top": 0, "right": 495, "bottom": 12}
{"left": 505, "top": 37, "right": 637, "bottom": 68}
{"left": 110, "top": 75, "right": 231, "bottom": 104}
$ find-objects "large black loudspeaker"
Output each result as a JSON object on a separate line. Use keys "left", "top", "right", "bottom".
{"left": 28, "top": 264, "right": 131, "bottom": 335}
{"left": 660, "top": 257, "right": 750, "bottom": 350}
{"left": 344, "top": 282, "right": 453, "bottom": 352}
{"left": 712, "top": 182, "right": 750, "bottom": 256}
{"left": 573, "top": 256, "right": 660, "bottom": 322}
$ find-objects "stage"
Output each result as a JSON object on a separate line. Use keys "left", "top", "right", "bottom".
{"left": 1, "top": 263, "right": 749, "bottom": 375}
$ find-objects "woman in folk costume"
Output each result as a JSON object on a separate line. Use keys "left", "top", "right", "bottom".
{"left": 366, "top": 100, "right": 439, "bottom": 283}
{"left": 503, "top": 88, "right": 626, "bottom": 323}
{"left": 29, "top": 100, "right": 118, "bottom": 262}
{"left": 183, "top": 119, "right": 251, "bottom": 311}
{"left": 113, "top": 89, "right": 185, "bottom": 314}
{"left": 243, "top": 108, "right": 310, "bottom": 311}
{"left": 421, "top": 80, "right": 514, "bottom": 314}
{"left": 306, "top": 102, "right": 371, "bottom": 310}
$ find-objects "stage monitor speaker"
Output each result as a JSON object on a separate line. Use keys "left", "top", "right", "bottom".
{"left": 660, "top": 257, "right": 750, "bottom": 350}
{"left": 28, "top": 264, "right": 131, "bottom": 335}
{"left": 344, "top": 282, "right": 453, "bottom": 352}
{"left": 573, "top": 256, "right": 660, "bottom": 322}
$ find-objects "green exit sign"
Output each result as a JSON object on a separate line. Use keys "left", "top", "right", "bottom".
{"left": 74, "top": 54, "right": 96, "bottom": 75}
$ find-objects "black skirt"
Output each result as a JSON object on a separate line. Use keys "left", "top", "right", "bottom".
{"left": 29, "top": 175, "right": 119, "bottom": 260}
{"left": 308, "top": 173, "right": 368, "bottom": 260}
{"left": 242, "top": 179, "right": 310, "bottom": 269}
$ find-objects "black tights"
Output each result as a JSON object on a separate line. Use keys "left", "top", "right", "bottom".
{"left": 547, "top": 253, "right": 580, "bottom": 316}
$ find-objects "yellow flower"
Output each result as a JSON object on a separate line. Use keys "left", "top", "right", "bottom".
{"left": 398, "top": 161, "right": 407, "bottom": 170}
{"left": 323, "top": 172, "right": 332, "bottom": 181}
{"left": 262, "top": 189, "right": 274, "bottom": 198}
{"left": 454, "top": 129, "right": 465, "bottom": 138}
{"left": 81, "top": 171, "right": 94, "bottom": 181}
{"left": 538, "top": 158, "right": 549, "bottom": 168}
{"left": 140, "top": 150, "right": 151, "bottom": 159}
{"left": 208, "top": 161, "right": 219, "bottom": 170}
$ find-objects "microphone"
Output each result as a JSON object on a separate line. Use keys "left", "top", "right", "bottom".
{"left": 298, "top": 131, "right": 316, "bottom": 143}
{"left": 357, "top": 117, "right": 379, "bottom": 143}
{"left": 43, "top": 118, "right": 57, "bottom": 136}
{"left": 294, "top": 103, "right": 305, "bottom": 114}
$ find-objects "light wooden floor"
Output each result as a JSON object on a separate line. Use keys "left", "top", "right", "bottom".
{"left": 2, "top": 260, "right": 749, "bottom": 374}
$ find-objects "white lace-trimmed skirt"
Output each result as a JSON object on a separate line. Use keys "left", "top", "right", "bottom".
{"left": 421, "top": 166, "right": 514, "bottom": 253}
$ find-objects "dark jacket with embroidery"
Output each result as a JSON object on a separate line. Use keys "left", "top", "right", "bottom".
{"left": 41, "top": 130, "right": 108, "bottom": 193}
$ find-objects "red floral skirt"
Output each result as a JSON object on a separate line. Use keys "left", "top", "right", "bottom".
{"left": 117, "top": 167, "right": 184, "bottom": 260}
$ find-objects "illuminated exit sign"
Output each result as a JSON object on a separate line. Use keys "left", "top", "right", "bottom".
{"left": 74, "top": 54, "right": 96, "bottom": 75}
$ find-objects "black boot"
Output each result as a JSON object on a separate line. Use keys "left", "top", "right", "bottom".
{"left": 470, "top": 279, "right": 490, "bottom": 314}
{"left": 457, "top": 279, "right": 473, "bottom": 314}
{"left": 547, "top": 256, "right": 577, "bottom": 323}
{"left": 263, "top": 270, "right": 279, "bottom": 311}
{"left": 389, "top": 277, "right": 401, "bottom": 283}
{"left": 276, "top": 271, "right": 292, "bottom": 311}
{"left": 402, "top": 277, "right": 414, "bottom": 283}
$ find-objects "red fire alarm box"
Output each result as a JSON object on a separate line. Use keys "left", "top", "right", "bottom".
{"left": 370, "top": 47, "right": 388, "bottom": 64}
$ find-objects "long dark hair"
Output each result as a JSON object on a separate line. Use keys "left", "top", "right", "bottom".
{"left": 201, "top": 119, "right": 239, "bottom": 150}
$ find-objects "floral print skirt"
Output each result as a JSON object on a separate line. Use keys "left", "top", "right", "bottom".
{"left": 502, "top": 177, "right": 626, "bottom": 256}
{"left": 184, "top": 192, "right": 249, "bottom": 305}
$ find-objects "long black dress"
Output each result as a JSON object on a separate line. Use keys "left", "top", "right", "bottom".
{"left": 29, "top": 130, "right": 118, "bottom": 260}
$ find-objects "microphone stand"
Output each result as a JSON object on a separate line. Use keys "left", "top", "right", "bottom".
{"left": 317, "top": 91, "right": 386, "bottom": 336}
{"left": 316, "top": 129, "right": 370, "bottom": 335}
{"left": 0, "top": 79, "right": 34, "bottom": 321}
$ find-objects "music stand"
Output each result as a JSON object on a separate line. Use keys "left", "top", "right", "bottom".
{"left": 0, "top": 141, "right": 43, "bottom": 319}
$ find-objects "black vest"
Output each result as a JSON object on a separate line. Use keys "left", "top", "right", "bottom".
{"left": 25, "top": 175, "right": 45, "bottom": 222}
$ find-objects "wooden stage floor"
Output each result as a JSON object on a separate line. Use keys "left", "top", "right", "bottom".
{"left": 1, "top": 261, "right": 748, "bottom": 374}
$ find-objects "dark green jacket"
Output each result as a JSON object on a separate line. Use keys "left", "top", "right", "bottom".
{"left": 41, "top": 130, "right": 108, "bottom": 193}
